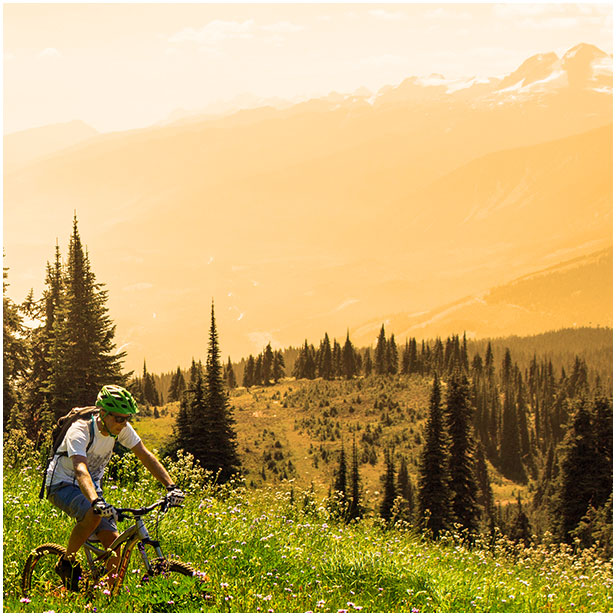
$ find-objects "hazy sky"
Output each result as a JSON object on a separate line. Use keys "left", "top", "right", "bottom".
{"left": 3, "top": 3, "right": 613, "bottom": 134}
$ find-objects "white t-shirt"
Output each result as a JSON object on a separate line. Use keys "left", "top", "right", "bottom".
{"left": 46, "top": 415, "right": 141, "bottom": 489}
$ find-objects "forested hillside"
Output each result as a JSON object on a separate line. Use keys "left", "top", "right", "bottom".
{"left": 3, "top": 217, "right": 612, "bottom": 558}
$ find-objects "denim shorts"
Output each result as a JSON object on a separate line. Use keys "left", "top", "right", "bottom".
{"left": 47, "top": 482, "right": 118, "bottom": 535}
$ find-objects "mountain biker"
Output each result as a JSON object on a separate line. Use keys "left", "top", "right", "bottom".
{"left": 45, "top": 384, "right": 185, "bottom": 591}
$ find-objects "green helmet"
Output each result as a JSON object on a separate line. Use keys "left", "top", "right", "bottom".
{"left": 96, "top": 385, "right": 139, "bottom": 415}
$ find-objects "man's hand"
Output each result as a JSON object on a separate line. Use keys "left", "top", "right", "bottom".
{"left": 92, "top": 496, "right": 117, "bottom": 519}
{"left": 166, "top": 484, "right": 185, "bottom": 507}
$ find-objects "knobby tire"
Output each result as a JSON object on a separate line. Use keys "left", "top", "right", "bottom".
{"left": 21, "top": 543, "right": 69, "bottom": 598}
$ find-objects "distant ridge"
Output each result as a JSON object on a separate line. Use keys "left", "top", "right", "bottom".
{"left": 351, "top": 248, "right": 612, "bottom": 347}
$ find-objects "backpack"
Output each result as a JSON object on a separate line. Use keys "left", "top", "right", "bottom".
{"left": 39, "top": 406, "right": 99, "bottom": 499}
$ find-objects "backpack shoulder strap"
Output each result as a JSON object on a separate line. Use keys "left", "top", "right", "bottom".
{"left": 86, "top": 415, "right": 96, "bottom": 452}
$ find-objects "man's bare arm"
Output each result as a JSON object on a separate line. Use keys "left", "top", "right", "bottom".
{"left": 71, "top": 455, "right": 99, "bottom": 503}
{"left": 131, "top": 441, "right": 174, "bottom": 488}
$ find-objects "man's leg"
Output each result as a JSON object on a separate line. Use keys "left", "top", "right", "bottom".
{"left": 96, "top": 529, "right": 121, "bottom": 576}
{"left": 66, "top": 508, "right": 102, "bottom": 557}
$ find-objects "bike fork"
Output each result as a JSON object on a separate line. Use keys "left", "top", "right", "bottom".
{"left": 135, "top": 518, "right": 165, "bottom": 575}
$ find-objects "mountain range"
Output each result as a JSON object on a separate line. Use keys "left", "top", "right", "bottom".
{"left": 3, "top": 44, "right": 612, "bottom": 372}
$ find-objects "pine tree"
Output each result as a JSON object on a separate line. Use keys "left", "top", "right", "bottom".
{"left": 418, "top": 374, "right": 451, "bottom": 536}
{"left": 396, "top": 457, "right": 415, "bottom": 523}
{"left": 273, "top": 350, "right": 285, "bottom": 383}
{"left": 509, "top": 494, "right": 532, "bottom": 545}
{"left": 363, "top": 348, "right": 373, "bottom": 376}
{"left": 445, "top": 370, "right": 479, "bottom": 533}
{"left": 554, "top": 398, "right": 597, "bottom": 542}
{"left": 332, "top": 340, "right": 342, "bottom": 378}
{"left": 254, "top": 354, "right": 263, "bottom": 386}
{"left": 374, "top": 325, "right": 388, "bottom": 375}
{"left": 168, "top": 366, "right": 186, "bottom": 402}
{"left": 202, "top": 302, "right": 241, "bottom": 482}
{"left": 342, "top": 331, "right": 357, "bottom": 379}
{"left": 387, "top": 334, "right": 398, "bottom": 375}
{"left": 225, "top": 356, "right": 237, "bottom": 389}
{"left": 243, "top": 355, "right": 255, "bottom": 387}
{"left": 380, "top": 449, "right": 397, "bottom": 521}
{"left": 318, "top": 333, "right": 333, "bottom": 380}
{"left": 48, "top": 216, "right": 125, "bottom": 418}
{"left": 262, "top": 343, "right": 274, "bottom": 385}
{"left": 592, "top": 395, "right": 613, "bottom": 508}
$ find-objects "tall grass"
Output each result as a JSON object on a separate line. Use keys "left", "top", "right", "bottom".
{"left": 3, "top": 439, "right": 612, "bottom": 613}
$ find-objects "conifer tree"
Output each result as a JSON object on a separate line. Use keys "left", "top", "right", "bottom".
{"left": 202, "top": 303, "right": 241, "bottom": 482}
{"left": 48, "top": 216, "right": 125, "bottom": 417}
{"left": 509, "top": 494, "right": 532, "bottom": 545}
{"left": 592, "top": 395, "right": 613, "bottom": 508}
{"left": 273, "top": 350, "right": 285, "bottom": 383}
{"left": 168, "top": 366, "right": 186, "bottom": 402}
{"left": 254, "top": 354, "right": 263, "bottom": 386}
{"left": 243, "top": 355, "right": 255, "bottom": 387}
{"left": 332, "top": 340, "right": 342, "bottom": 378}
{"left": 445, "top": 370, "right": 480, "bottom": 533}
{"left": 500, "top": 378, "right": 526, "bottom": 482}
{"left": 396, "top": 457, "right": 415, "bottom": 523}
{"left": 342, "top": 331, "right": 357, "bottom": 379}
{"left": 225, "top": 356, "right": 237, "bottom": 389}
{"left": 387, "top": 334, "right": 398, "bottom": 375}
{"left": 374, "top": 325, "right": 388, "bottom": 375}
{"left": 418, "top": 374, "right": 451, "bottom": 535}
{"left": 380, "top": 449, "right": 397, "bottom": 521}
{"left": 363, "top": 348, "right": 373, "bottom": 376}
{"left": 318, "top": 333, "right": 333, "bottom": 380}
{"left": 262, "top": 343, "right": 274, "bottom": 385}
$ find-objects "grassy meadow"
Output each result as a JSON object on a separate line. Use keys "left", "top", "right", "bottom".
{"left": 3, "top": 437, "right": 613, "bottom": 614}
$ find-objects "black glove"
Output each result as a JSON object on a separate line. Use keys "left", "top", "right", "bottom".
{"left": 91, "top": 496, "right": 117, "bottom": 519}
{"left": 166, "top": 484, "right": 185, "bottom": 507}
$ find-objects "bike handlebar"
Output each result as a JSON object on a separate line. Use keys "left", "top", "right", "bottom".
{"left": 115, "top": 497, "right": 182, "bottom": 522}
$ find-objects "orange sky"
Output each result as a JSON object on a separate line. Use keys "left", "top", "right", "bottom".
{"left": 4, "top": 3, "right": 613, "bottom": 134}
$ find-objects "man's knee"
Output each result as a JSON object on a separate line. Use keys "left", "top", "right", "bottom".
{"left": 78, "top": 508, "right": 103, "bottom": 532}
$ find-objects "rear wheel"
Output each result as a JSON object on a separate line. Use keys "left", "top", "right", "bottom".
{"left": 21, "top": 543, "right": 80, "bottom": 597}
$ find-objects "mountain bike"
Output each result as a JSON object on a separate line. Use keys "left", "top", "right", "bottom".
{"left": 21, "top": 497, "right": 211, "bottom": 604}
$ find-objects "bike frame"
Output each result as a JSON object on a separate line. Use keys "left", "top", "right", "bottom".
{"left": 83, "top": 513, "right": 165, "bottom": 595}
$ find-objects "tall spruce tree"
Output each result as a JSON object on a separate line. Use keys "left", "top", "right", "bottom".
{"left": 262, "top": 343, "right": 274, "bottom": 385}
{"left": 445, "top": 369, "right": 480, "bottom": 533}
{"left": 374, "top": 325, "right": 388, "bottom": 375}
{"left": 380, "top": 449, "right": 397, "bottom": 521}
{"left": 417, "top": 374, "right": 451, "bottom": 535}
{"left": 363, "top": 349, "right": 373, "bottom": 376}
{"left": 225, "top": 356, "right": 237, "bottom": 389}
{"left": 48, "top": 216, "right": 125, "bottom": 417}
{"left": 342, "top": 331, "right": 357, "bottom": 379}
{"left": 554, "top": 398, "right": 600, "bottom": 542}
{"left": 243, "top": 355, "right": 255, "bottom": 387}
{"left": 202, "top": 302, "right": 241, "bottom": 482}
{"left": 396, "top": 457, "right": 415, "bottom": 523}
{"left": 273, "top": 351, "right": 285, "bottom": 382}
{"left": 318, "top": 333, "right": 333, "bottom": 380}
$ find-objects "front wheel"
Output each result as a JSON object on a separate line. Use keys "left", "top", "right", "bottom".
{"left": 21, "top": 543, "right": 77, "bottom": 597}
{"left": 137, "top": 557, "right": 212, "bottom": 611}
